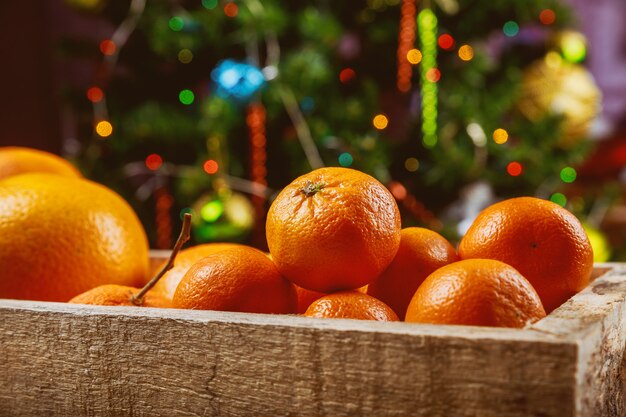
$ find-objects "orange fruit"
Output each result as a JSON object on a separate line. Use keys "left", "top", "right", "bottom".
{"left": 458, "top": 197, "right": 593, "bottom": 312}
{"left": 0, "top": 173, "right": 149, "bottom": 301}
{"left": 68, "top": 284, "right": 171, "bottom": 308}
{"left": 367, "top": 227, "right": 459, "bottom": 318}
{"left": 405, "top": 259, "right": 546, "bottom": 328}
{"left": 152, "top": 243, "right": 243, "bottom": 301}
{"left": 294, "top": 285, "right": 327, "bottom": 314}
{"left": 172, "top": 246, "right": 297, "bottom": 314}
{"left": 0, "top": 146, "right": 81, "bottom": 180}
{"left": 266, "top": 167, "right": 401, "bottom": 293}
{"left": 304, "top": 291, "right": 399, "bottom": 321}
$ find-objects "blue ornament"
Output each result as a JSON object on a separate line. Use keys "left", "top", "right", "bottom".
{"left": 211, "top": 59, "right": 266, "bottom": 102}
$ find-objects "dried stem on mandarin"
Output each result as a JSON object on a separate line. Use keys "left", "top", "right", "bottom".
{"left": 301, "top": 181, "right": 325, "bottom": 197}
{"left": 130, "top": 213, "right": 192, "bottom": 306}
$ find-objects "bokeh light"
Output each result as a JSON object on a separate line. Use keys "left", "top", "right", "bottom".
{"left": 550, "top": 193, "right": 567, "bottom": 207}
{"left": 389, "top": 181, "right": 407, "bottom": 200}
{"left": 178, "top": 49, "right": 193, "bottom": 64}
{"left": 338, "top": 152, "right": 353, "bottom": 167}
{"left": 560, "top": 166, "right": 577, "bottom": 183}
{"left": 561, "top": 32, "right": 587, "bottom": 63}
{"left": 539, "top": 9, "right": 556, "bottom": 25}
{"left": 95, "top": 121, "right": 113, "bottom": 138}
{"left": 404, "top": 157, "right": 419, "bottom": 172}
{"left": 200, "top": 200, "right": 224, "bottom": 223}
{"left": 503, "top": 21, "right": 519, "bottom": 37}
{"left": 99, "top": 40, "right": 116, "bottom": 56}
{"left": 339, "top": 68, "right": 356, "bottom": 83}
{"left": 179, "top": 89, "right": 195, "bottom": 105}
{"left": 458, "top": 45, "right": 474, "bottom": 61}
{"left": 168, "top": 16, "right": 184, "bottom": 32}
{"left": 86, "top": 87, "right": 103, "bottom": 103}
{"left": 507, "top": 161, "right": 523, "bottom": 176}
{"left": 425, "top": 68, "right": 441, "bottom": 83}
{"left": 406, "top": 49, "right": 422, "bottom": 64}
{"left": 224, "top": 2, "right": 238, "bottom": 17}
{"left": 438, "top": 34, "right": 455, "bottom": 50}
{"left": 203, "top": 159, "right": 219, "bottom": 174}
{"left": 145, "top": 154, "right": 163, "bottom": 171}
{"left": 373, "top": 114, "right": 389, "bottom": 130}
{"left": 493, "top": 128, "right": 509, "bottom": 144}
{"left": 201, "top": 0, "right": 218, "bottom": 9}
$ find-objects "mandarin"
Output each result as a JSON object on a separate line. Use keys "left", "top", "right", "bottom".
{"left": 266, "top": 167, "right": 401, "bottom": 293}
{"left": 367, "top": 227, "right": 458, "bottom": 318}
{"left": 0, "top": 174, "right": 149, "bottom": 301}
{"left": 152, "top": 243, "right": 243, "bottom": 301}
{"left": 68, "top": 284, "right": 171, "bottom": 308}
{"left": 405, "top": 259, "right": 546, "bottom": 328}
{"left": 304, "top": 291, "right": 399, "bottom": 321}
{"left": 172, "top": 246, "right": 297, "bottom": 314}
{"left": 295, "top": 285, "right": 327, "bottom": 314}
{"left": 458, "top": 197, "right": 593, "bottom": 312}
{"left": 0, "top": 146, "right": 81, "bottom": 180}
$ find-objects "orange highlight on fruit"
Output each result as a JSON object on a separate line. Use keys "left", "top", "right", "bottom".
{"left": 173, "top": 246, "right": 297, "bottom": 314}
{"left": 69, "top": 285, "right": 171, "bottom": 308}
{"left": 0, "top": 146, "right": 82, "bottom": 180}
{"left": 266, "top": 167, "right": 401, "bottom": 293}
{"left": 304, "top": 291, "right": 399, "bottom": 321}
{"left": 367, "top": 227, "right": 458, "bottom": 318}
{"left": 405, "top": 259, "right": 546, "bottom": 327}
{"left": 458, "top": 197, "right": 593, "bottom": 312}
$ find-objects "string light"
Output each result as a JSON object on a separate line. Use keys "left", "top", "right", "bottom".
{"left": 201, "top": 0, "right": 218, "bottom": 9}
{"left": 338, "top": 152, "right": 353, "bottom": 167}
{"left": 503, "top": 21, "right": 519, "bottom": 37}
{"left": 95, "top": 121, "right": 113, "bottom": 138}
{"left": 179, "top": 89, "right": 195, "bottom": 105}
{"left": 560, "top": 166, "right": 577, "bottom": 183}
{"left": 373, "top": 114, "right": 389, "bottom": 130}
{"left": 99, "top": 40, "right": 116, "bottom": 56}
{"left": 425, "top": 68, "right": 441, "bottom": 83}
{"left": 550, "top": 193, "right": 567, "bottom": 207}
{"left": 339, "top": 68, "right": 356, "bottom": 83}
{"left": 247, "top": 103, "right": 268, "bottom": 245}
{"left": 168, "top": 16, "right": 184, "bottom": 32}
{"left": 458, "top": 45, "right": 474, "bottom": 61}
{"left": 561, "top": 32, "right": 587, "bottom": 63}
{"left": 178, "top": 49, "right": 193, "bottom": 64}
{"left": 224, "top": 2, "right": 238, "bottom": 17}
{"left": 539, "top": 9, "right": 556, "bottom": 25}
{"left": 201, "top": 200, "right": 224, "bottom": 223}
{"left": 493, "top": 128, "right": 509, "bottom": 144}
{"left": 418, "top": 8, "right": 438, "bottom": 148}
{"left": 203, "top": 159, "right": 219, "bottom": 174}
{"left": 154, "top": 187, "right": 174, "bottom": 249}
{"left": 86, "top": 87, "right": 104, "bottom": 103}
{"left": 406, "top": 49, "right": 422, "bottom": 64}
{"left": 145, "top": 153, "right": 163, "bottom": 171}
{"left": 396, "top": 0, "right": 417, "bottom": 92}
{"left": 404, "top": 157, "right": 419, "bottom": 172}
{"left": 507, "top": 161, "right": 523, "bottom": 176}
{"left": 438, "top": 34, "right": 454, "bottom": 50}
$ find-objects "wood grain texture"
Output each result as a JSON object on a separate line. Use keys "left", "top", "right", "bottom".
{"left": 0, "top": 263, "right": 624, "bottom": 417}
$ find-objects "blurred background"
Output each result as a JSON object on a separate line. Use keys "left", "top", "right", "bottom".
{"left": 1, "top": 0, "right": 625, "bottom": 259}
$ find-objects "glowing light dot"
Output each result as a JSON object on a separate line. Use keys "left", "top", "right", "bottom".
{"left": 178, "top": 49, "right": 193, "bottom": 64}
{"left": 86, "top": 87, "right": 103, "bottom": 103}
{"left": 539, "top": 9, "right": 556, "bottom": 25}
{"left": 145, "top": 154, "right": 163, "bottom": 171}
{"left": 99, "top": 40, "right": 116, "bottom": 56}
{"left": 201, "top": 0, "right": 218, "bottom": 9}
{"left": 373, "top": 114, "right": 389, "bottom": 130}
{"left": 503, "top": 21, "right": 519, "bottom": 37}
{"left": 493, "top": 128, "right": 509, "bottom": 144}
{"left": 224, "top": 2, "right": 238, "bottom": 17}
{"left": 179, "top": 89, "right": 195, "bottom": 105}
{"left": 338, "top": 153, "right": 353, "bottom": 167}
{"left": 406, "top": 49, "right": 422, "bottom": 65}
{"left": 200, "top": 200, "right": 224, "bottom": 223}
{"left": 560, "top": 167, "right": 577, "bottom": 183}
{"left": 458, "top": 45, "right": 474, "bottom": 61}
{"left": 168, "top": 16, "right": 184, "bottom": 32}
{"left": 339, "top": 68, "right": 356, "bottom": 84}
{"left": 425, "top": 68, "right": 441, "bottom": 83}
{"left": 438, "top": 34, "right": 455, "bottom": 50}
{"left": 95, "top": 121, "right": 113, "bottom": 138}
{"left": 550, "top": 193, "right": 567, "bottom": 207}
{"left": 545, "top": 51, "right": 563, "bottom": 69}
{"left": 389, "top": 182, "right": 407, "bottom": 200}
{"left": 203, "top": 159, "right": 219, "bottom": 174}
{"left": 561, "top": 32, "right": 587, "bottom": 63}
{"left": 404, "top": 157, "right": 419, "bottom": 172}
{"left": 507, "top": 161, "right": 523, "bottom": 176}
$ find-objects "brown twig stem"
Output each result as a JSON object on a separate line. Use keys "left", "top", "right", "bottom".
{"left": 130, "top": 213, "right": 192, "bottom": 306}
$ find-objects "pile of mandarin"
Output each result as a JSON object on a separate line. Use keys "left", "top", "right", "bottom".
{"left": 0, "top": 147, "right": 593, "bottom": 328}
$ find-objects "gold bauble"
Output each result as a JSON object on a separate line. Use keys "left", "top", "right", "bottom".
{"left": 518, "top": 54, "right": 601, "bottom": 147}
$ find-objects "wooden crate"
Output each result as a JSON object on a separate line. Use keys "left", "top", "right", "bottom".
{"left": 0, "top": 255, "right": 625, "bottom": 417}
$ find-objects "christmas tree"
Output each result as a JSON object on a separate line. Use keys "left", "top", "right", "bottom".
{"left": 60, "top": 0, "right": 600, "bottom": 249}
